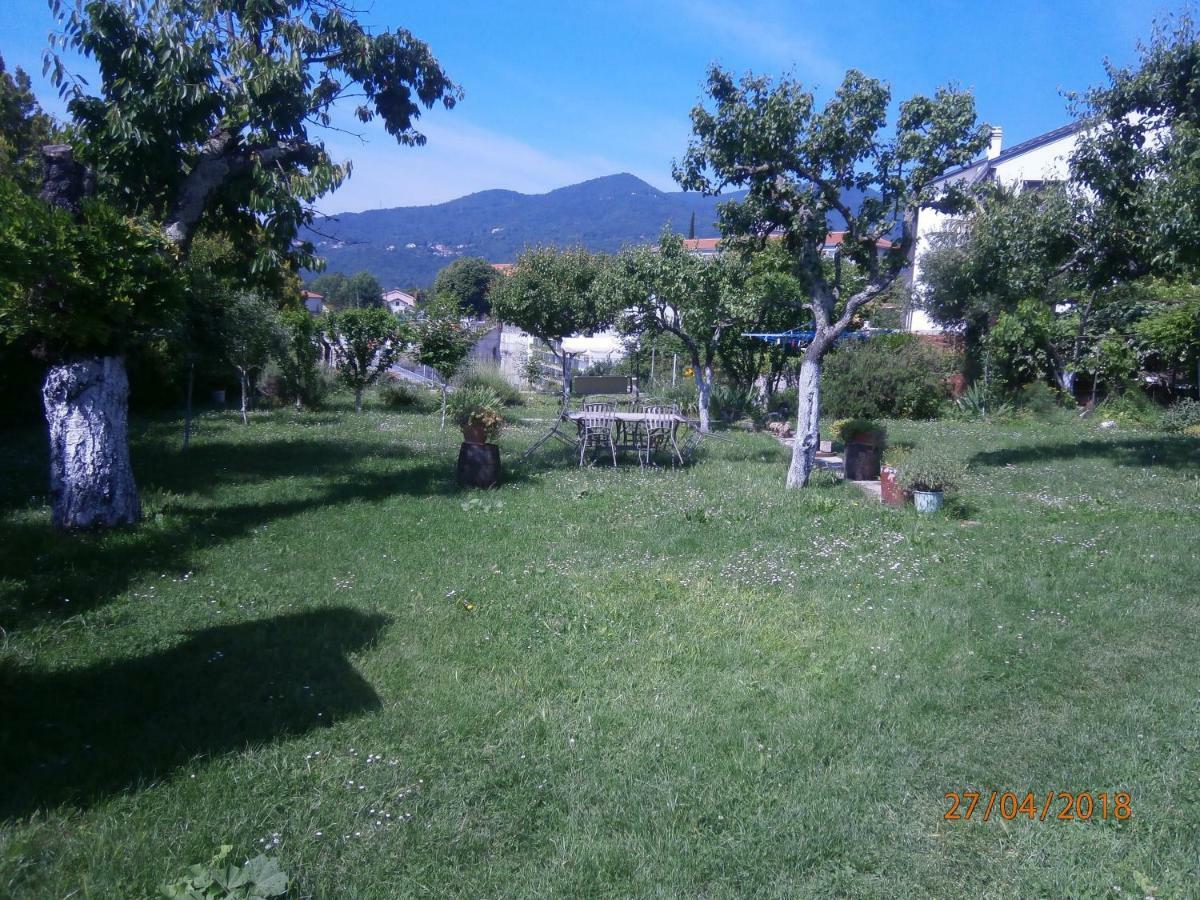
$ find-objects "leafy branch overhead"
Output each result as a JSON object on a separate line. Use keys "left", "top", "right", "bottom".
{"left": 47, "top": 0, "right": 461, "bottom": 267}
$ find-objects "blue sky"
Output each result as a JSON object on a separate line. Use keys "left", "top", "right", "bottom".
{"left": 0, "top": 0, "right": 1183, "bottom": 213}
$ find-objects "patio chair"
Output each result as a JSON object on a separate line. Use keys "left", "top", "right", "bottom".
{"left": 636, "top": 404, "right": 682, "bottom": 467}
{"left": 578, "top": 402, "right": 617, "bottom": 467}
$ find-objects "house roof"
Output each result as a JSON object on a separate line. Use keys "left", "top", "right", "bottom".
{"left": 930, "top": 120, "right": 1087, "bottom": 184}
{"left": 491, "top": 263, "right": 516, "bottom": 275}
{"left": 302, "top": 290, "right": 323, "bottom": 300}
{"left": 681, "top": 237, "right": 722, "bottom": 252}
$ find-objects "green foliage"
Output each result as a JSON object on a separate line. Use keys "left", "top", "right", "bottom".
{"left": 821, "top": 337, "right": 953, "bottom": 419}
{"left": 0, "top": 178, "right": 181, "bottom": 358}
{"left": 307, "top": 271, "right": 384, "bottom": 310}
{"left": 433, "top": 257, "right": 499, "bottom": 317}
{"left": 489, "top": 246, "right": 609, "bottom": 344}
{"left": 1013, "top": 382, "right": 1069, "bottom": 418}
{"left": 412, "top": 300, "right": 480, "bottom": 384}
{"left": 51, "top": 0, "right": 459, "bottom": 268}
{"left": 223, "top": 293, "right": 279, "bottom": 378}
{"left": 328, "top": 308, "right": 407, "bottom": 409}
{"left": 274, "top": 310, "right": 322, "bottom": 408}
{"left": 160, "top": 845, "right": 287, "bottom": 899}
{"left": 950, "top": 381, "right": 1013, "bottom": 420}
{"left": 378, "top": 378, "right": 438, "bottom": 412}
{"left": 0, "top": 55, "right": 57, "bottom": 191}
{"left": 833, "top": 418, "right": 886, "bottom": 443}
{"left": 1071, "top": 14, "right": 1200, "bottom": 280}
{"left": 1159, "top": 398, "right": 1200, "bottom": 432}
{"left": 1096, "top": 390, "right": 1160, "bottom": 427}
{"left": 897, "top": 445, "right": 967, "bottom": 493}
{"left": 457, "top": 366, "right": 523, "bottom": 406}
{"left": 675, "top": 65, "right": 986, "bottom": 333}
{"left": 1133, "top": 281, "right": 1200, "bottom": 373}
{"left": 659, "top": 382, "right": 699, "bottom": 416}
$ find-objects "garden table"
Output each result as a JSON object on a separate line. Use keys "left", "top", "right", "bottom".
{"left": 565, "top": 410, "right": 691, "bottom": 464}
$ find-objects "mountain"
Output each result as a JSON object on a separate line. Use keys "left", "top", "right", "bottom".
{"left": 301, "top": 173, "right": 864, "bottom": 289}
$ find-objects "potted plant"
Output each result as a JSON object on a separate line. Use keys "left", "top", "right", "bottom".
{"left": 897, "top": 446, "right": 967, "bottom": 512}
{"left": 879, "top": 445, "right": 910, "bottom": 507}
{"left": 448, "top": 386, "right": 505, "bottom": 487}
{"left": 836, "top": 418, "right": 886, "bottom": 480}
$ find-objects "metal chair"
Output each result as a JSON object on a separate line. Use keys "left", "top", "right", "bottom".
{"left": 635, "top": 404, "right": 682, "bottom": 467}
{"left": 578, "top": 402, "right": 617, "bottom": 467}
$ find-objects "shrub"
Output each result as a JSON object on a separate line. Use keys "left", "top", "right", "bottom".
{"left": 379, "top": 378, "right": 438, "bottom": 412}
{"left": 833, "top": 418, "right": 886, "bottom": 444}
{"left": 822, "top": 336, "right": 954, "bottom": 419}
{"left": 897, "top": 446, "right": 967, "bottom": 493}
{"left": 950, "top": 381, "right": 1013, "bottom": 420}
{"left": 160, "top": 845, "right": 288, "bottom": 899}
{"left": 457, "top": 366, "right": 523, "bottom": 406}
{"left": 1014, "top": 381, "right": 1068, "bottom": 417}
{"left": 711, "top": 384, "right": 756, "bottom": 423}
{"left": 1097, "top": 390, "right": 1159, "bottom": 427}
{"left": 1159, "top": 398, "right": 1200, "bottom": 432}
{"left": 660, "top": 382, "right": 699, "bottom": 416}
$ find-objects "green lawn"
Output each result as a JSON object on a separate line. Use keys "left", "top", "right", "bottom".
{"left": 1, "top": 397, "right": 1197, "bottom": 898}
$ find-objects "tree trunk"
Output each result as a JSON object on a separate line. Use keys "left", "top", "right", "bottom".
{"left": 42, "top": 356, "right": 141, "bottom": 529}
{"left": 182, "top": 363, "right": 195, "bottom": 450}
{"left": 239, "top": 370, "right": 250, "bottom": 424}
{"left": 355, "top": 386, "right": 364, "bottom": 413}
{"left": 440, "top": 385, "right": 448, "bottom": 430}
{"left": 786, "top": 356, "right": 822, "bottom": 489}
{"left": 560, "top": 352, "right": 571, "bottom": 405}
{"left": 694, "top": 364, "right": 712, "bottom": 433}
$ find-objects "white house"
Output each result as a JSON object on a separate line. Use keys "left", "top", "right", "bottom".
{"left": 382, "top": 288, "right": 418, "bottom": 315}
{"left": 908, "top": 122, "right": 1087, "bottom": 332}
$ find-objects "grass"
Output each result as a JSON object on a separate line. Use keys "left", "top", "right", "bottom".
{"left": 1, "top": 395, "right": 1198, "bottom": 898}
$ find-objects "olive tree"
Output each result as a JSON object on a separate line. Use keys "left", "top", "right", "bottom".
{"left": 675, "top": 66, "right": 987, "bottom": 486}
{"left": 30, "top": 0, "right": 457, "bottom": 528}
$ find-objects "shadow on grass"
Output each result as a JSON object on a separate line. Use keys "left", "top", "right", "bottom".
{"left": 971, "top": 435, "right": 1199, "bottom": 472}
{"left": 0, "top": 427, "right": 538, "bottom": 629}
{"left": 0, "top": 607, "right": 389, "bottom": 819}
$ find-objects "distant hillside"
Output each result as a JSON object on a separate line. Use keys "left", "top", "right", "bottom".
{"left": 302, "top": 173, "right": 866, "bottom": 288}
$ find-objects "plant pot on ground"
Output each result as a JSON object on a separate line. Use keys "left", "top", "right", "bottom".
{"left": 879, "top": 445, "right": 911, "bottom": 506}
{"left": 448, "top": 386, "right": 506, "bottom": 488}
{"left": 897, "top": 446, "right": 967, "bottom": 513}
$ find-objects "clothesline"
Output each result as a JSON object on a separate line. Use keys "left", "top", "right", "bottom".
{"left": 741, "top": 327, "right": 895, "bottom": 348}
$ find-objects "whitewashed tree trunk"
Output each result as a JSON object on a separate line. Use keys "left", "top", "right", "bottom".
{"left": 354, "top": 386, "right": 364, "bottom": 413}
{"left": 786, "top": 357, "right": 822, "bottom": 488}
{"left": 238, "top": 369, "right": 250, "bottom": 424}
{"left": 42, "top": 356, "right": 141, "bottom": 529}
{"left": 694, "top": 365, "right": 712, "bottom": 433}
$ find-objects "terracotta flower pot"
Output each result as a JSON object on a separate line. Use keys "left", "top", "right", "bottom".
{"left": 461, "top": 423, "right": 488, "bottom": 444}
{"left": 880, "top": 465, "right": 904, "bottom": 506}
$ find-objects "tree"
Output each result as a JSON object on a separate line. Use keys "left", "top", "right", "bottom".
{"left": 412, "top": 298, "right": 482, "bottom": 427}
{"left": 346, "top": 271, "right": 384, "bottom": 309}
{"left": 1133, "top": 281, "right": 1200, "bottom": 396}
{"left": 0, "top": 174, "right": 180, "bottom": 528}
{"left": 275, "top": 308, "right": 323, "bottom": 409}
{"left": 329, "top": 307, "right": 406, "bottom": 412}
{"left": 223, "top": 292, "right": 279, "bottom": 424}
{"left": 489, "top": 246, "right": 610, "bottom": 403}
{"left": 604, "top": 231, "right": 746, "bottom": 432}
{"left": 1069, "top": 14, "right": 1200, "bottom": 281}
{"left": 33, "top": 0, "right": 457, "bottom": 527}
{"left": 434, "top": 257, "right": 499, "bottom": 317}
{"left": 676, "top": 66, "right": 987, "bottom": 486}
{"left": 0, "top": 55, "right": 56, "bottom": 190}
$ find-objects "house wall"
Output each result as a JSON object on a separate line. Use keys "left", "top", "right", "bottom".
{"left": 908, "top": 129, "right": 1082, "bottom": 333}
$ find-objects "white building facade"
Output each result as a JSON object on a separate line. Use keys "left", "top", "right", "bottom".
{"left": 908, "top": 123, "right": 1086, "bottom": 333}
